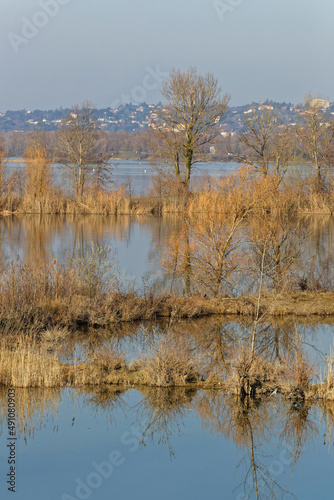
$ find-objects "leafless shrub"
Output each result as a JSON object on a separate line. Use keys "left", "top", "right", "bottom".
{"left": 227, "top": 343, "right": 282, "bottom": 397}
{"left": 87, "top": 342, "right": 127, "bottom": 373}
{"left": 140, "top": 331, "right": 201, "bottom": 386}
{"left": 281, "top": 346, "right": 315, "bottom": 399}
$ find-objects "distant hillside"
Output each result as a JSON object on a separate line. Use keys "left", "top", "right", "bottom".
{"left": 2, "top": 100, "right": 333, "bottom": 134}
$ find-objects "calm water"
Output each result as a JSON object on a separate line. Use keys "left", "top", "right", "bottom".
{"left": 0, "top": 387, "right": 333, "bottom": 500}
{"left": 53, "top": 316, "right": 334, "bottom": 387}
{"left": 0, "top": 214, "right": 176, "bottom": 289}
{"left": 1, "top": 163, "right": 334, "bottom": 498}
{"left": 4, "top": 160, "right": 334, "bottom": 291}
{"left": 1, "top": 213, "right": 334, "bottom": 293}
{"left": 111, "top": 160, "right": 238, "bottom": 195}
{"left": 9, "top": 160, "right": 238, "bottom": 196}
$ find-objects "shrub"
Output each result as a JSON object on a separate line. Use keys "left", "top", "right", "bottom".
{"left": 140, "top": 332, "right": 201, "bottom": 386}
{"left": 72, "top": 243, "right": 117, "bottom": 298}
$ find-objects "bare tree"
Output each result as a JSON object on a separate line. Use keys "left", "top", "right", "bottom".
{"left": 151, "top": 67, "right": 230, "bottom": 191}
{"left": 57, "top": 102, "right": 112, "bottom": 202}
{"left": 238, "top": 106, "right": 296, "bottom": 188}
{"left": 247, "top": 197, "right": 307, "bottom": 293}
{"left": 296, "top": 95, "right": 334, "bottom": 192}
{"left": 161, "top": 169, "right": 254, "bottom": 296}
{"left": 0, "top": 139, "right": 8, "bottom": 199}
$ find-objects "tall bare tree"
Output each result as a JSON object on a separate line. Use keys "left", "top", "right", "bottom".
{"left": 151, "top": 67, "right": 230, "bottom": 191}
{"left": 296, "top": 95, "right": 334, "bottom": 192}
{"left": 247, "top": 195, "right": 307, "bottom": 293}
{"left": 57, "top": 102, "right": 111, "bottom": 201}
{"left": 238, "top": 106, "right": 295, "bottom": 188}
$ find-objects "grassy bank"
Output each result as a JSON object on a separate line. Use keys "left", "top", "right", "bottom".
{"left": 1, "top": 260, "right": 334, "bottom": 338}
{"left": 1, "top": 332, "right": 333, "bottom": 402}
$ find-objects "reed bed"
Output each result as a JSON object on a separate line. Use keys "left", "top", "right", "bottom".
{"left": 1, "top": 167, "right": 334, "bottom": 216}
{"left": 0, "top": 337, "right": 63, "bottom": 388}
{"left": 0, "top": 327, "right": 334, "bottom": 403}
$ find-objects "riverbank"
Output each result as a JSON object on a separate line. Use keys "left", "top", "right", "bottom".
{"left": 2, "top": 254, "right": 334, "bottom": 335}
{"left": 1, "top": 334, "right": 333, "bottom": 401}
{"left": 2, "top": 287, "right": 334, "bottom": 335}
{"left": 44, "top": 291, "right": 334, "bottom": 323}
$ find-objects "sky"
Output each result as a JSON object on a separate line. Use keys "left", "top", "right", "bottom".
{"left": 1, "top": 0, "right": 334, "bottom": 111}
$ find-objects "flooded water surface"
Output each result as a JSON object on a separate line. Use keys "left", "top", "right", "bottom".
{"left": 1, "top": 213, "right": 334, "bottom": 293}
{"left": 1, "top": 163, "right": 334, "bottom": 499}
{"left": 0, "top": 387, "right": 333, "bottom": 500}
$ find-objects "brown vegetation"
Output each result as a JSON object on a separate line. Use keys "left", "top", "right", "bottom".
{"left": 0, "top": 336, "right": 63, "bottom": 388}
{"left": 57, "top": 102, "right": 112, "bottom": 201}
{"left": 1, "top": 255, "right": 334, "bottom": 344}
{"left": 1, "top": 326, "right": 332, "bottom": 406}
{"left": 139, "top": 332, "right": 201, "bottom": 387}
{"left": 1, "top": 151, "right": 334, "bottom": 217}
{"left": 2, "top": 97, "right": 334, "bottom": 398}
{"left": 23, "top": 138, "right": 53, "bottom": 212}
{"left": 238, "top": 106, "right": 296, "bottom": 189}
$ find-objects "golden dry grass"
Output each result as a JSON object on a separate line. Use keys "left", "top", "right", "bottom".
{"left": 1, "top": 256, "right": 334, "bottom": 344}
{"left": 0, "top": 331, "right": 332, "bottom": 403}
{"left": 0, "top": 337, "right": 63, "bottom": 388}
{"left": 139, "top": 333, "right": 201, "bottom": 387}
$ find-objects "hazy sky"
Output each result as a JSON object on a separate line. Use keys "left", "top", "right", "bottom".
{"left": 1, "top": 0, "right": 334, "bottom": 111}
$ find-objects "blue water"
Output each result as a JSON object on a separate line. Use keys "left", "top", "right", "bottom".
{"left": 8, "top": 160, "right": 238, "bottom": 196}
{"left": 1, "top": 212, "right": 334, "bottom": 296}
{"left": 0, "top": 388, "right": 333, "bottom": 500}
{"left": 3, "top": 160, "right": 334, "bottom": 293}
{"left": 0, "top": 215, "right": 174, "bottom": 289}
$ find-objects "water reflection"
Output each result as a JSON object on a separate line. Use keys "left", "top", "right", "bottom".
{"left": 305, "top": 216, "right": 334, "bottom": 290}
{"left": 81, "top": 386, "right": 128, "bottom": 424}
{"left": 1, "top": 214, "right": 334, "bottom": 291}
{"left": 0, "top": 214, "right": 180, "bottom": 290}
{"left": 136, "top": 387, "right": 195, "bottom": 458}
{"left": 319, "top": 399, "right": 334, "bottom": 451}
{"left": 1, "top": 386, "right": 332, "bottom": 499}
{"left": 280, "top": 398, "right": 317, "bottom": 472}
{"left": 160, "top": 215, "right": 334, "bottom": 296}
{"left": 48, "top": 316, "right": 334, "bottom": 384}
{"left": 0, "top": 387, "right": 61, "bottom": 439}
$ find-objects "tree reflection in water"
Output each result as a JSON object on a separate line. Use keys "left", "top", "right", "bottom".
{"left": 280, "top": 398, "right": 317, "bottom": 472}
{"left": 135, "top": 387, "right": 195, "bottom": 458}
{"left": 80, "top": 386, "right": 128, "bottom": 425}
{"left": 85, "top": 385, "right": 321, "bottom": 499}
{"left": 78, "top": 386, "right": 197, "bottom": 463}
{"left": 0, "top": 383, "right": 332, "bottom": 499}
{"left": 197, "top": 392, "right": 281, "bottom": 499}
{"left": 195, "top": 390, "right": 320, "bottom": 500}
